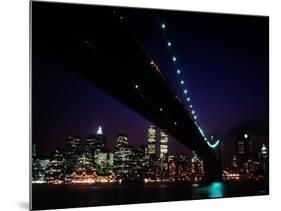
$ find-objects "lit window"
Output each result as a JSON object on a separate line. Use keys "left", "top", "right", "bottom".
{"left": 177, "top": 69, "right": 181, "bottom": 74}
{"left": 172, "top": 56, "right": 177, "bottom": 62}
{"left": 161, "top": 23, "right": 166, "bottom": 29}
{"left": 184, "top": 90, "right": 188, "bottom": 94}
{"left": 180, "top": 80, "right": 184, "bottom": 85}
{"left": 167, "top": 41, "right": 171, "bottom": 47}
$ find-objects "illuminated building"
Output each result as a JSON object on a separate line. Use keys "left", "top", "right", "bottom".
{"left": 168, "top": 155, "right": 175, "bottom": 162}
{"left": 232, "top": 155, "right": 238, "bottom": 170}
{"left": 191, "top": 151, "right": 204, "bottom": 181}
{"left": 32, "top": 144, "right": 36, "bottom": 158}
{"left": 259, "top": 144, "right": 269, "bottom": 177}
{"left": 147, "top": 125, "right": 156, "bottom": 158}
{"left": 85, "top": 126, "right": 106, "bottom": 154}
{"left": 69, "top": 171, "right": 116, "bottom": 184}
{"left": 236, "top": 133, "right": 253, "bottom": 168}
{"left": 157, "top": 130, "right": 169, "bottom": 179}
{"left": 65, "top": 135, "right": 82, "bottom": 174}
{"left": 45, "top": 149, "right": 65, "bottom": 184}
{"left": 178, "top": 155, "right": 190, "bottom": 179}
{"left": 95, "top": 152, "right": 114, "bottom": 174}
{"left": 32, "top": 158, "right": 50, "bottom": 183}
{"left": 130, "top": 145, "right": 146, "bottom": 181}
{"left": 66, "top": 135, "right": 82, "bottom": 152}
{"left": 223, "top": 170, "right": 240, "bottom": 181}
{"left": 160, "top": 129, "right": 168, "bottom": 160}
{"left": 75, "top": 153, "right": 95, "bottom": 172}
{"left": 168, "top": 160, "right": 177, "bottom": 178}
{"left": 260, "top": 144, "right": 268, "bottom": 158}
{"left": 114, "top": 134, "right": 134, "bottom": 179}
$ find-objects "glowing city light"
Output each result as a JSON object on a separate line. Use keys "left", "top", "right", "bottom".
{"left": 97, "top": 126, "right": 103, "bottom": 135}
{"left": 135, "top": 84, "right": 139, "bottom": 89}
{"left": 158, "top": 21, "right": 221, "bottom": 149}
{"left": 207, "top": 140, "right": 220, "bottom": 148}
{"left": 244, "top": 134, "right": 248, "bottom": 139}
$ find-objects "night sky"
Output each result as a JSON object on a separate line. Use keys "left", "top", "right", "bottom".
{"left": 32, "top": 2, "right": 269, "bottom": 165}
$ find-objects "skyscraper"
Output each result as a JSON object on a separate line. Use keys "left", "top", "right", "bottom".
{"left": 65, "top": 135, "right": 82, "bottom": 174}
{"left": 160, "top": 129, "right": 168, "bottom": 160}
{"left": 191, "top": 151, "right": 204, "bottom": 181}
{"left": 236, "top": 133, "right": 252, "bottom": 168}
{"left": 86, "top": 126, "right": 105, "bottom": 152}
{"left": 45, "top": 149, "right": 65, "bottom": 184}
{"left": 114, "top": 134, "right": 134, "bottom": 179}
{"left": 147, "top": 125, "right": 156, "bottom": 156}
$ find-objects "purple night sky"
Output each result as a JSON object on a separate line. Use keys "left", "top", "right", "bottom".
{"left": 32, "top": 4, "right": 269, "bottom": 165}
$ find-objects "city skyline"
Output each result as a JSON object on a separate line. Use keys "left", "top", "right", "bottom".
{"left": 32, "top": 4, "right": 269, "bottom": 164}
{"left": 32, "top": 123, "right": 269, "bottom": 184}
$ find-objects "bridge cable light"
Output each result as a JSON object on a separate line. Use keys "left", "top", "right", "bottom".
{"left": 158, "top": 19, "right": 220, "bottom": 149}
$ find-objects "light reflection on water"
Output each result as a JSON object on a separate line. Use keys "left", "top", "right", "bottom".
{"left": 32, "top": 182, "right": 267, "bottom": 210}
{"left": 196, "top": 182, "right": 224, "bottom": 198}
{"left": 207, "top": 182, "right": 224, "bottom": 198}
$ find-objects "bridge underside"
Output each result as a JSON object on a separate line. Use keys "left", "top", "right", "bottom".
{"left": 33, "top": 2, "right": 222, "bottom": 181}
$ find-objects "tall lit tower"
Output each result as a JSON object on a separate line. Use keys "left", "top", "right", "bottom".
{"left": 85, "top": 126, "right": 105, "bottom": 153}
{"left": 160, "top": 129, "right": 168, "bottom": 160}
{"left": 147, "top": 125, "right": 156, "bottom": 156}
{"left": 236, "top": 133, "right": 252, "bottom": 167}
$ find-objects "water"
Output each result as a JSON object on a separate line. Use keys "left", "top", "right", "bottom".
{"left": 32, "top": 182, "right": 268, "bottom": 210}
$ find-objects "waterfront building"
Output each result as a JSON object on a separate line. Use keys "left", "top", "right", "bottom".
{"left": 65, "top": 135, "right": 83, "bottom": 174}
{"left": 45, "top": 149, "right": 65, "bottom": 184}
{"left": 95, "top": 151, "right": 114, "bottom": 174}
{"left": 114, "top": 134, "right": 134, "bottom": 179}
{"left": 32, "top": 158, "right": 50, "bottom": 183}
{"left": 191, "top": 151, "right": 204, "bottom": 181}
{"left": 69, "top": 171, "right": 116, "bottom": 184}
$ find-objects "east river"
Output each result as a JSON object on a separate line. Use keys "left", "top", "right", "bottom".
{"left": 32, "top": 181, "right": 268, "bottom": 210}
